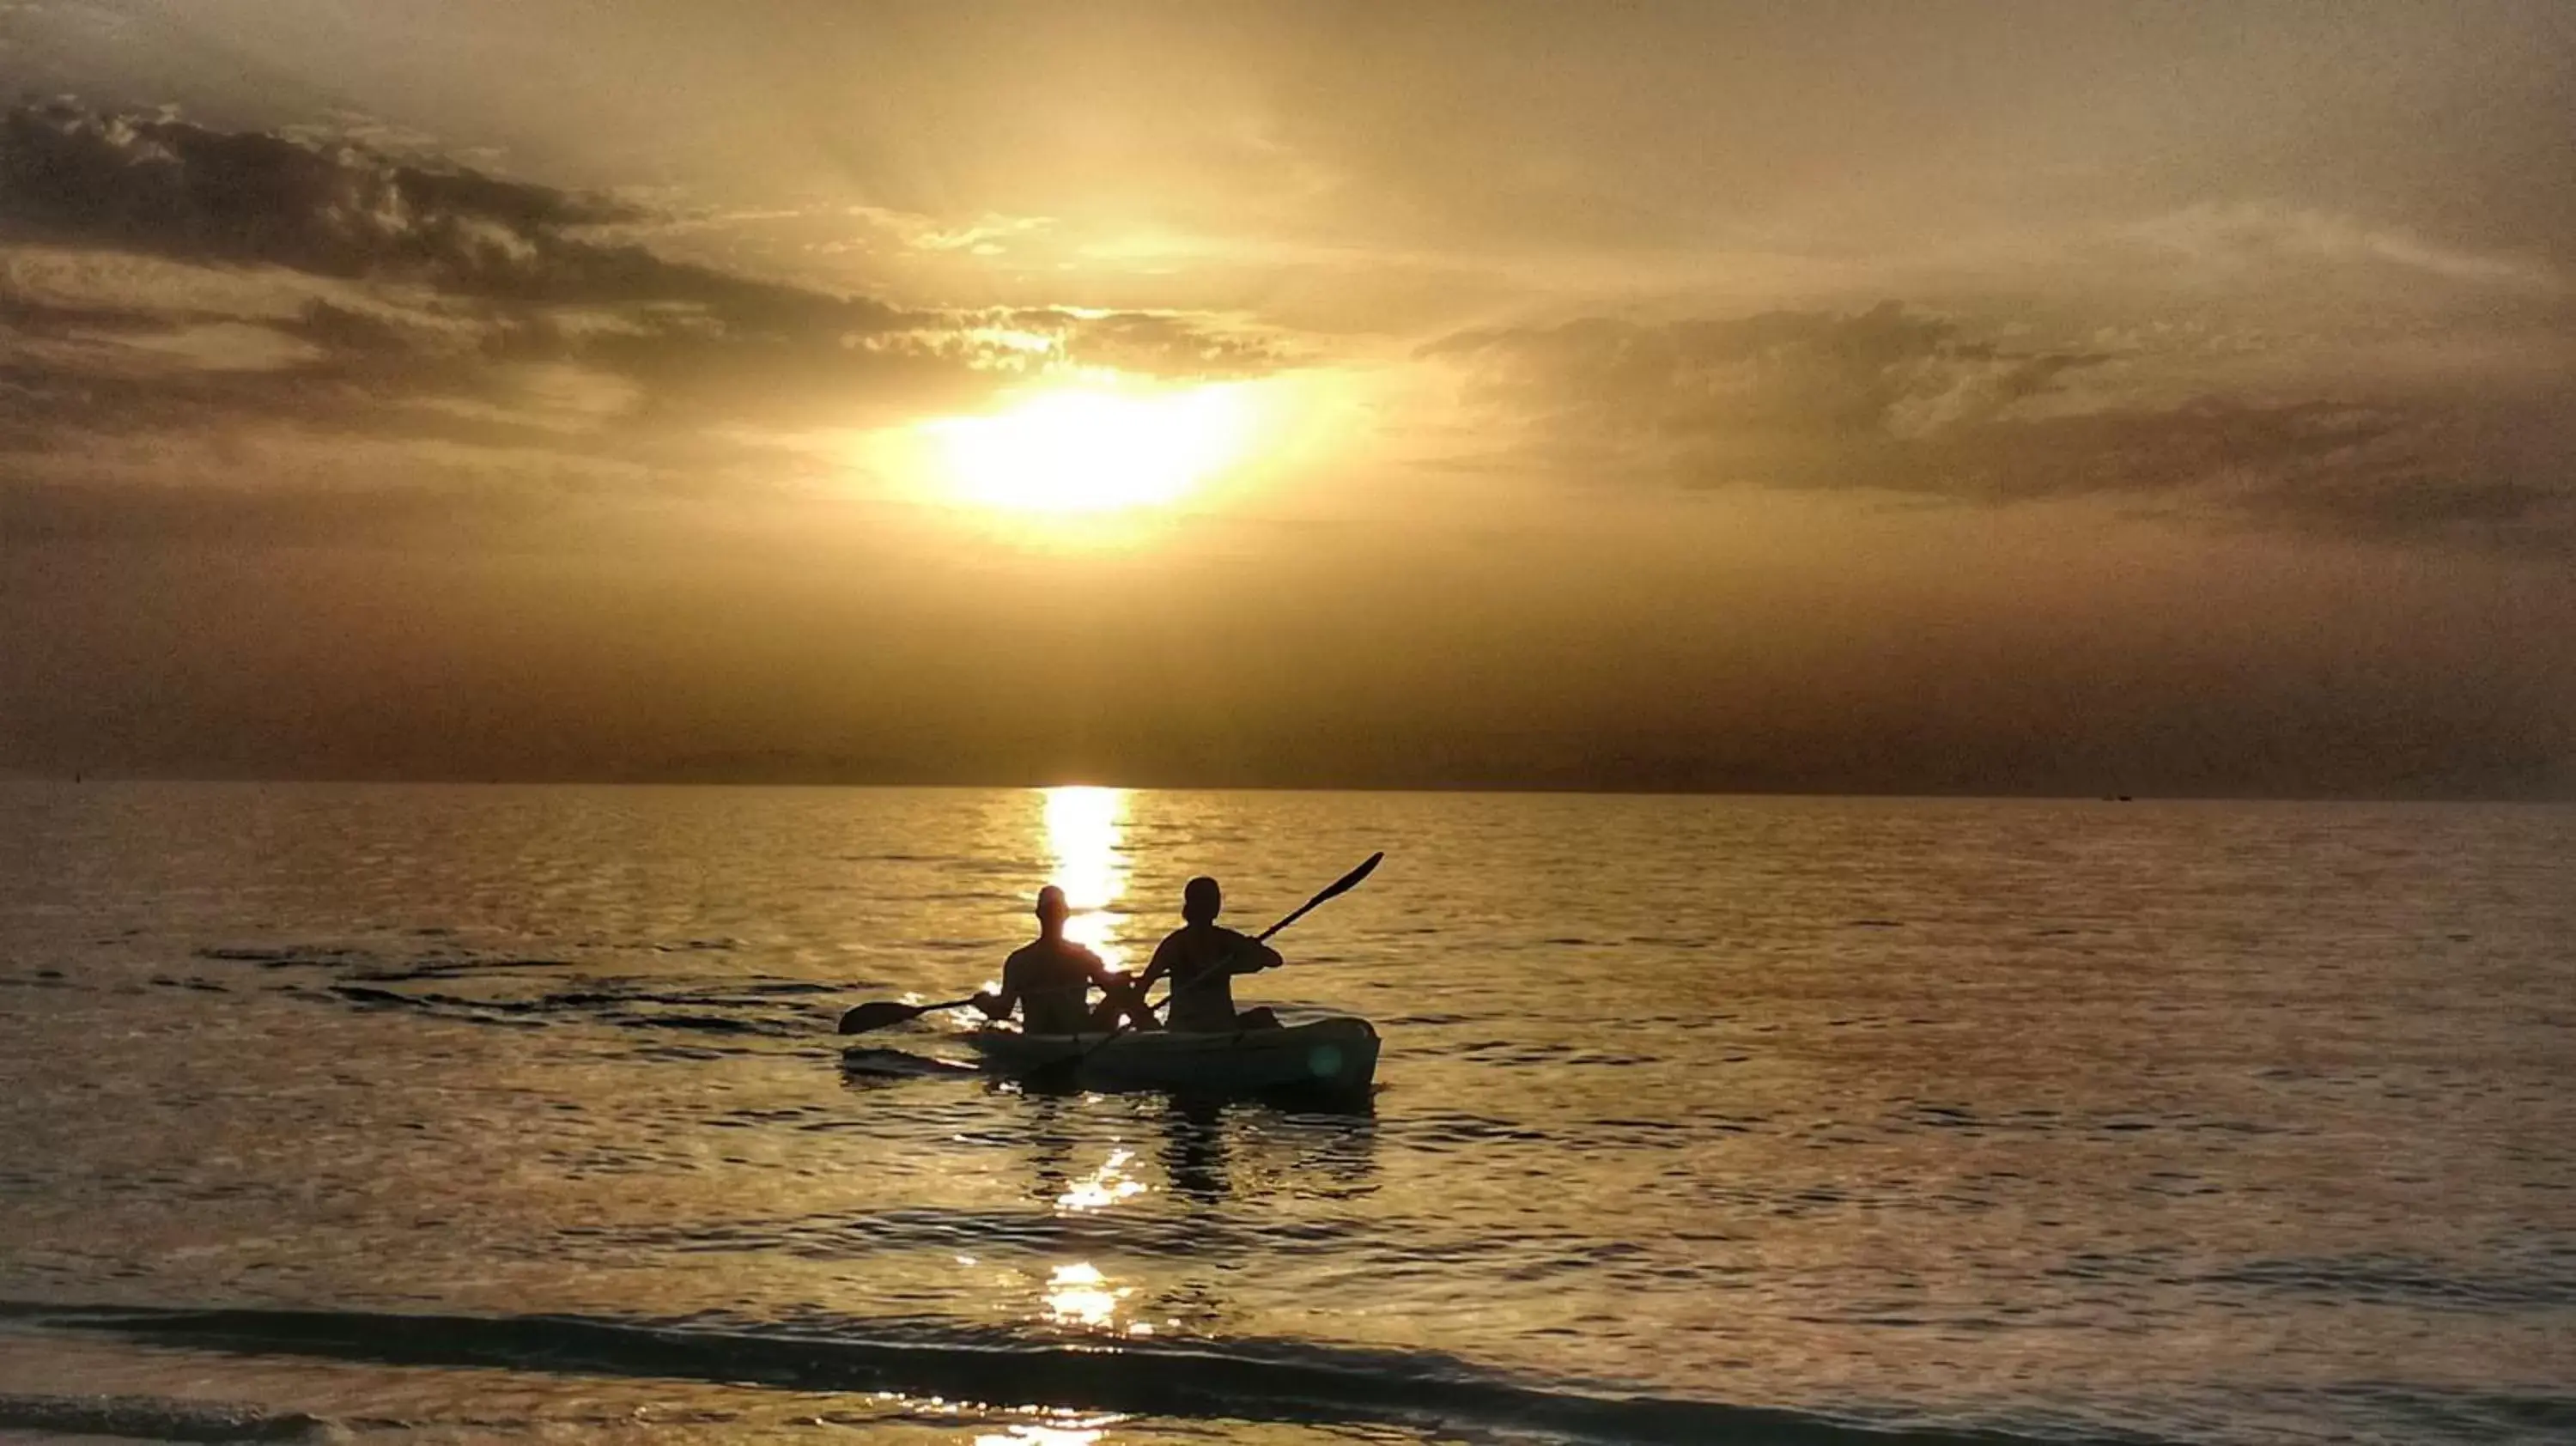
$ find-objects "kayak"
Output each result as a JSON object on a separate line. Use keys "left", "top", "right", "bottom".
{"left": 962, "top": 1016, "right": 1379, "bottom": 1099}
{"left": 964, "top": 1016, "right": 1378, "bottom": 1098}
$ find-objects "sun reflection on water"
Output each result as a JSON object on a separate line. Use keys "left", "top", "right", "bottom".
{"left": 1041, "top": 786, "right": 1130, "bottom": 973}
{"left": 970, "top": 1414, "right": 1120, "bottom": 1446}
{"left": 1042, "top": 1261, "right": 1131, "bottom": 1329}
{"left": 1055, "top": 1147, "right": 1147, "bottom": 1213}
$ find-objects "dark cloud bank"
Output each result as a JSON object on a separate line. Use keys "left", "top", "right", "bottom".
{"left": 1425, "top": 306, "right": 2576, "bottom": 553}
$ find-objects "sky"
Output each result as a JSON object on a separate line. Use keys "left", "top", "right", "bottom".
{"left": 2, "top": 0, "right": 2571, "bottom": 795}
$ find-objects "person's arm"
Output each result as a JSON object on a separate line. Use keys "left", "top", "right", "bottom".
{"left": 1084, "top": 951, "right": 1161, "bottom": 1031}
{"left": 975, "top": 957, "right": 1023, "bottom": 1021}
{"left": 1099, "top": 970, "right": 1160, "bottom": 1030}
{"left": 1227, "top": 932, "right": 1284, "bottom": 975}
{"left": 1134, "top": 933, "right": 1176, "bottom": 993}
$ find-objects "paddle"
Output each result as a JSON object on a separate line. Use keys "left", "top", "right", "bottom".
{"left": 838, "top": 994, "right": 982, "bottom": 1036}
{"left": 1088, "top": 850, "right": 1384, "bottom": 1052}
{"left": 1245, "top": 851, "right": 1385, "bottom": 951}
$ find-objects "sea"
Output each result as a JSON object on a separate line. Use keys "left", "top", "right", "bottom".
{"left": 0, "top": 782, "right": 2569, "bottom": 1446}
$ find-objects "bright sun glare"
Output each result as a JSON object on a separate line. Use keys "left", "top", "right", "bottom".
{"left": 923, "top": 381, "right": 1253, "bottom": 514}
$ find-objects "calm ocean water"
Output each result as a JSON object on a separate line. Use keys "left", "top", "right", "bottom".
{"left": 0, "top": 782, "right": 2569, "bottom": 1446}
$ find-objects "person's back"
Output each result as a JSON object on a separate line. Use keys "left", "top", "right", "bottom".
{"left": 1001, "top": 935, "right": 1113, "bottom": 1035}
{"left": 978, "top": 885, "right": 1151, "bottom": 1035}
{"left": 1143, "top": 877, "right": 1282, "bottom": 1032}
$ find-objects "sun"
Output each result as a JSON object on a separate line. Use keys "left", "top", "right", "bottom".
{"left": 921, "top": 380, "right": 1254, "bottom": 514}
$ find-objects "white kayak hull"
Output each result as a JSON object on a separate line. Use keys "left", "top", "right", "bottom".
{"left": 963, "top": 1016, "right": 1379, "bottom": 1098}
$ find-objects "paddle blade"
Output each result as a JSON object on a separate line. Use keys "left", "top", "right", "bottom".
{"left": 838, "top": 999, "right": 929, "bottom": 1035}
{"left": 1255, "top": 852, "right": 1385, "bottom": 941}
{"left": 1319, "top": 851, "right": 1384, "bottom": 902}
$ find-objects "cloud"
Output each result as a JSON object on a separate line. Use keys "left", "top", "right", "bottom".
{"left": 0, "top": 101, "right": 1295, "bottom": 536}
{"left": 2245, "top": 470, "right": 2562, "bottom": 536}
{"left": 0, "top": 101, "right": 1281, "bottom": 370}
{"left": 2123, "top": 204, "right": 2564, "bottom": 295}
{"left": 1425, "top": 303, "right": 2574, "bottom": 550}
{"left": 999, "top": 307, "right": 1288, "bottom": 377}
{"left": 0, "top": 283, "right": 179, "bottom": 337}
{"left": 5, "top": 100, "right": 625, "bottom": 280}
{"left": 1425, "top": 302, "right": 2105, "bottom": 442}
{"left": 0, "top": 98, "right": 896, "bottom": 329}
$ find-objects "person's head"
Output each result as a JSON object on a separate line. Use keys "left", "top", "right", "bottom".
{"left": 1034, "top": 884, "right": 1070, "bottom": 933}
{"left": 1182, "top": 875, "right": 1222, "bottom": 926}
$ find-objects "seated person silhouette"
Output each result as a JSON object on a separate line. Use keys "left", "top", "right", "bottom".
{"left": 1137, "top": 876, "right": 1284, "bottom": 1032}
{"left": 975, "top": 885, "right": 1155, "bottom": 1034}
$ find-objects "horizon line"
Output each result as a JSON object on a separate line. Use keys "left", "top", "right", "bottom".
{"left": 3, "top": 770, "right": 2569, "bottom": 806}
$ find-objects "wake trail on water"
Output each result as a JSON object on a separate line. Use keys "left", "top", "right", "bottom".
{"left": 0, "top": 1300, "right": 2158, "bottom": 1446}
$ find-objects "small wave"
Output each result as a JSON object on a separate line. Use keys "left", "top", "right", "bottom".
{"left": 2209, "top": 1252, "right": 2576, "bottom": 1312}
{"left": 612, "top": 1014, "right": 768, "bottom": 1035}
{"left": 2307, "top": 1382, "right": 2576, "bottom": 1443}
{"left": 356, "top": 958, "right": 573, "bottom": 982}
{"left": 3, "top": 1301, "right": 2147, "bottom": 1446}
{"left": 0, "top": 1392, "right": 325, "bottom": 1443}
{"left": 286, "top": 970, "right": 828, "bottom": 1042}
{"left": 837, "top": 1046, "right": 981, "bottom": 1079}
{"left": 195, "top": 946, "right": 363, "bottom": 969}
